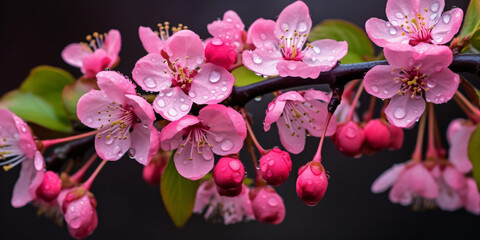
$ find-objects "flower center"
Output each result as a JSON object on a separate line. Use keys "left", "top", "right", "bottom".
{"left": 156, "top": 21, "right": 188, "bottom": 41}
{"left": 81, "top": 32, "right": 107, "bottom": 53}
{"left": 399, "top": 10, "right": 434, "bottom": 46}
{"left": 279, "top": 30, "right": 310, "bottom": 60}
{"left": 161, "top": 51, "right": 199, "bottom": 94}
{"left": 394, "top": 67, "right": 430, "bottom": 98}
{"left": 176, "top": 124, "right": 214, "bottom": 159}
{"left": 0, "top": 136, "right": 27, "bottom": 171}
{"left": 282, "top": 99, "right": 319, "bottom": 137}
{"left": 96, "top": 102, "right": 136, "bottom": 142}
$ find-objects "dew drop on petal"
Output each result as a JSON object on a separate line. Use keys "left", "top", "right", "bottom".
{"left": 442, "top": 14, "right": 451, "bottom": 24}
{"left": 189, "top": 91, "right": 196, "bottom": 98}
{"left": 394, "top": 107, "right": 406, "bottom": 119}
{"left": 371, "top": 85, "right": 379, "bottom": 93}
{"left": 345, "top": 127, "right": 356, "bottom": 139}
{"left": 287, "top": 62, "right": 296, "bottom": 70}
{"left": 128, "top": 148, "right": 136, "bottom": 159}
{"left": 282, "top": 23, "right": 289, "bottom": 31}
{"left": 143, "top": 77, "right": 156, "bottom": 88}
{"left": 182, "top": 160, "right": 189, "bottom": 165}
{"left": 166, "top": 91, "right": 173, "bottom": 97}
{"left": 228, "top": 160, "right": 240, "bottom": 171}
{"left": 180, "top": 104, "right": 189, "bottom": 111}
{"left": 179, "top": 97, "right": 185, "bottom": 102}
{"left": 221, "top": 86, "right": 228, "bottom": 92}
{"left": 105, "top": 136, "right": 114, "bottom": 145}
{"left": 434, "top": 63, "right": 443, "bottom": 72}
{"left": 211, "top": 38, "right": 223, "bottom": 46}
{"left": 196, "top": 57, "right": 204, "bottom": 65}
{"left": 86, "top": 117, "right": 93, "bottom": 124}
{"left": 297, "top": 22, "right": 308, "bottom": 32}
{"left": 217, "top": 94, "right": 225, "bottom": 100}
{"left": 395, "top": 12, "right": 404, "bottom": 19}
{"left": 427, "top": 81, "right": 437, "bottom": 88}
{"left": 268, "top": 160, "right": 275, "bottom": 166}
{"left": 327, "top": 56, "right": 335, "bottom": 61}
{"left": 389, "top": 28, "right": 397, "bottom": 35}
{"left": 203, "top": 95, "right": 209, "bottom": 100}
{"left": 157, "top": 99, "right": 166, "bottom": 108}
{"left": 209, "top": 71, "right": 221, "bottom": 83}
{"left": 383, "top": 89, "right": 389, "bottom": 95}
{"left": 266, "top": 170, "right": 273, "bottom": 178}
{"left": 313, "top": 47, "right": 321, "bottom": 54}
{"left": 252, "top": 52, "right": 263, "bottom": 64}
{"left": 215, "top": 135, "right": 224, "bottom": 142}
{"left": 168, "top": 108, "right": 178, "bottom": 117}
{"left": 221, "top": 140, "right": 234, "bottom": 151}
{"left": 430, "top": 13, "right": 438, "bottom": 21}
{"left": 431, "top": 2, "right": 440, "bottom": 12}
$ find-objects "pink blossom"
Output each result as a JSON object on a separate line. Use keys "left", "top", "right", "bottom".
{"left": 193, "top": 179, "right": 254, "bottom": 225}
{"left": 447, "top": 119, "right": 476, "bottom": 173}
{"left": 364, "top": 43, "right": 459, "bottom": 128}
{"left": 264, "top": 90, "right": 337, "bottom": 154}
{"left": 77, "top": 71, "right": 159, "bottom": 165}
{"left": 464, "top": 179, "right": 480, "bottom": 214}
{"left": 62, "top": 30, "right": 121, "bottom": 78}
{"left": 160, "top": 104, "right": 246, "bottom": 180}
{"left": 57, "top": 188, "right": 98, "bottom": 239}
{"left": 0, "top": 109, "right": 45, "bottom": 208}
{"left": 205, "top": 37, "right": 237, "bottom": 69}
{"left": 243, "top": 1, "right": 347, "bottom": 78}
{"left": 208, "top": 10, "right": 247, "bottom": 53}
{"left": 435, "top": 166, "right": 466, "bottom": 211}
{"left": 365, "top": 0, "right": 463, "bottom": 47}
{"left": 363, "top": 119, "right": 392, "bottom": 152}
{"left": 132, "top": 30, "right": 235, "bottom": 121}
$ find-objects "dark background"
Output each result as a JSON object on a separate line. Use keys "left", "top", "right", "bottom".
{"left": 1, "top": 0, "right": 479, "bottom": 239}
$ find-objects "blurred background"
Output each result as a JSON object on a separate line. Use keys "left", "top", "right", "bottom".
{"left": 1, "top": 0, "right": 479, "bottom": 239}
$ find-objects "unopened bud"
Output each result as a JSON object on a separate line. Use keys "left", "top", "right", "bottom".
{"left": 36, "top": 171, "right": 62, "bottom": 202}
{"left": 363, "top": 119, "right": 391, "bottom": 152}
{"left": 296, "top": 162, "right": 328, "bottom": 206}
{"left": 205, "top": 37, "right": 237, "bottom": 69}
{"left": 213, "top": 157, "right": 245, "bottom": 196}
{"left": 259, "top": 148, "right": 292, "bottom": 186}
{"left": 250, "top": 186, "right": 285, "bottom": 224}
{"left": 332, "top": 121, "right": 365, "bottom": 157}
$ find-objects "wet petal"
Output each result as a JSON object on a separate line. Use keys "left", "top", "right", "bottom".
{"left": 365, "top": 18, "right": 409, "bottom": 47}
{"left": 154, "top": 87, "right": 192, "bottom": 121}
{"left": 62, "top": 43, "right": 91, "bottom": 68}
{"left": 247, "top": 18, "right": 278, "bottom": 50}
{"left": 164, "top": 30, "right": 205, "bottom": 70}
{"left": 174, "top": 141, "right": 214, "bottom": 180}
{"left": 129, "top": 123, "right": 159, "bottom": 166}
{"left": 242, "top": 48, "right": 282, "bottom": 76}
{"left": 302, "top": 39, "right": 348, "bottom": 71}
{"left": 264, "top": 98, "right": 287, "bottom": 132}
{"left": 190, "top": 63, "right": 234, "bottom": 105}
{"left": 277, "top": 113, "right": 306, "bottom": 154}
{"left": 160, "top": 115, "right": 200, "bottom": 151}
{"left": 77, "top": 90, "right": 123, "bottom": 129}
{"left": 139, "top": 26, "right": 164, "bottom": 54}
{"left": 385, "top": 95, "right": 425, "bottom": 128}
{"left": 424, "top": 69, "right": 459, "bottom": 104}
{"left": 364, "top": 65, "right": 401, "bottom": 99}
{"left": 95, "top": 127, "right": 131, "bottom": 161}
{"left": 132, "top": 53, "right": 173, "bottom": 92}
{"left": 96, "top": 71, "right": 136, "bottom": 104}
{"left": 274, "top": 1, "right": 312, "bottom": 41}
{"left": 385, "top": 0, "right": 418, "bottom": 26}
{"left": 431, "top": 8, "right": 463, "bottom": 44}
{"left": 104, "top": 29, "right": 121, "bottom": 59}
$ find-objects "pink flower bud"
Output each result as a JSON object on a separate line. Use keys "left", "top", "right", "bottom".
{"left": 142, "top": 152, "right": 169, "bottom": 185}
{"left": 296, "top": 162, "right": 328, "bottom": 206}
{"left": 363, "top": 119, "right": 391, "bottom": 152}
{"left": 387, "top": 124, "right": 404, "bottom": 150}
{"left": 333, "top": 121, "right": 365, "bottom": 157}
{"left": 205, "top": 37, "right": 237, "bottom": 69}
{"left": 58, "top": 188, "right": 98, "bottom": 239}
{"left": 249, "top": 186, "right": 285, "bottom": 224}
{"left": 213, "top": 157, "right": 245, "bottom": 189}
{"left": 259, "top": 148, "right": 292, "bottom": 186}
{"left": 35, "top": 171, "right": 62, "bottom": 202}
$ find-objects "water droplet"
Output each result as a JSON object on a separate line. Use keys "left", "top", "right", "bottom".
{"left": 196, "top": 57, "right": 204, "bottom": 64}
{"left": 180, "top": 104, "right": 189, "bottom": 111}
{"left": 430, "top": 13, "right": 437, "bottom": 21}
{"left": 266, "top": 170, "right": 273, "bottom": 178}
{"left": 215, "top": 135, "right": 224, "bottom": 142}
{"left": 312, "top": 47, "right": 321, "bottom": 55}
{"left": 391, "top": 20, "right": 398, "bottom": 26}
{"left": 222, "top": 81, "right": 227, "bottom": 85}
{"left": 297, "top": 22, "right": 307, "bottom": 32}
{"left": 426, "top": 81, "right": 437, "bottom": 88}
{"left": 260, "top": 33, "right": 267, "bottom": 40}
{"left": 211, "top": 90, "right": 216, "bottom": 94}
{"left": 143, "top": 77, "right": 156, "bottom": 88}
{"left": 209, "top": 71, "right": 221, "bottom": 83}
{"left": 287, "top": 62, "right": 296, "bottom": 70}
{"left": 254, "top": 96, "right": 262, "bottom": 102}
{"left": 221, "top": 140, "right": 234, "bottom": 151}
{"left": 182, "top": 160, "right": 189, "bottom": 165}
{"left": 268, "top": 160, "right": 275, "bottom": 166}
{"left": 189, "top": 91, "right": 196, "bottom": 98}
{"left": 383, "top": 89, "right": 389, "bottom": 95}
{"left": 86, "top": 117, "right": 93, "bottom": 124}
{"left": 113, "top": 145, "right": 123, "bottom": 157}
{"left": 105, "top": 136, "right": 114, "bottom": 145}
{"left": 168, "top": 108, "right": 178, "bottom": 116}
{"left": 211, "top": 38, "right": 223, "bottom": 46}
{"left": 128, "top": 148, "right": 136, "bottom": 159}
{"left": 226, "top": 18, "right": 232, "bottom": 22}
{"left": 203, "top": 95, "right": 209, "bottom": 100}
{"left": 157, "top": 99, "right": 166, "bottom": 108}
{"left": 434, "top": 63, "right": 443, "bottom": 72}
{"left": 268, "top": 197, "right": 278, "bottom": 206}
{"left": 394, "top": 107, "right": 406, "bottom": 119}
{"left": 217, "top": 94, "right": 225, "bottom": 100}
{"left": 431, "top": 2, "right": 440, "bottom": 12}
{"left": 327, "top": 56, "right": 335, "bottom": 61}
{"left": 442, "top": 14, "right": 451, "bottom": 24}
{"left": 345, "top": 127, "right": 356, "bottom": 139}
{"left": 252, "top": 52, "right": 262, "bottom": 64}
{"left": 389, "top": 28, "right": 397, "bottom": 35}
{"left": 395, "top": 12, "right": 404, "bottom": 19}
{"left": 221, "top": 86, "right": 228, "bottom": 92}
{"left": 166, "top": 91, "right": 173, "bottom": 97}
{"left": 371, "top": 85, "right": 379, "bottom": 93}
{"left": 229, "top": 160, "right": 240, "bottom": 171}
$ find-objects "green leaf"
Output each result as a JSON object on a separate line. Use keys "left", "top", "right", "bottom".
{"left": 62, "top": 77, "right": 98, "bottom": 120}
{"left": 0, "top": 90, "right": 72, "bottom": 132}
{"left": 232, "top": 66, "right": 266, "bottom": 87}
{"left": 470, "top": 28, "right": 480, "bottom": 51}
{"left": 460, "top": 0, "right": 480, "bottom": 39}
{"left": 468, "top": 124, "right": 480, "bottom": 191}
{"left": 308, "top": 19, "right": 374, "bottom": 64}
{"left": 160, "top": 154, "right": 200, "bottom": 228}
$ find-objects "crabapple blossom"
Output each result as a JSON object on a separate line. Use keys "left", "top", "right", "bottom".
{"left": 35, "top": 171, "right": 62, "bottom": 203}
{"left": 364, "top": 43, "right": 459, "bottom": 128}
{"left": 434, "top": 165, "right": 466, "bottom": 211}
{"left": 259, "top": 148, "right": 292, "bottom": 186}
{"left": 62, "top": 29, "right": 121, "bottom": 78}
{"left": 138, "top": 22, "right": 189, "bottom": 54}
{"left": 447, "top": 118, "right": 476, "bottom": 173}
{"left": 243, "top": 1, "right": 348, "bottom": 78}
{"left": 208, "top": 10, "right": 247, "bottom": 53}
{"left": 77, "top": 71, "right": 159, "bottom": 165}
{"left": 332, "top": 121, "right": 365, "bottom": 157}
{"left": 264, "top": 90, "right": 337, "bottom": 154}
{"left": 132, "top": 30, "right": 235, "bottom": 121}
{"left": 194, "top": 179, "right": 254, "bottom": 225}
{"left": 296, "top": 161, "right": 328, "bottom": 206}
{"left": 57, "top": 188, "right": 98, "bottom": 239}
{"left": 160, "top": 104, "right": 246, "bottom": 180}
{"left": 249, "top": 186, "right": 285, "bottom": 224}
{"left": 464, "top": 179, "right": 480, "bottom": 214}
{"left": 0, "top": 109, "right": 45, "bottom": 208}
{"left": 365, "top": 0, "right": 463, "bottom": 47}
{"left": 213, "top": 157, "right": 245, "bottom": 196}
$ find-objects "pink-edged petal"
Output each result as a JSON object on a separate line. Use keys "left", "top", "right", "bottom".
{"left": 385, "top": 0, "right": 418, "bottom": 25}
{"left": 129, "top": 123, "right": 159, "bottom": 166}
{"left": 200, "top": 104, "right": 247, "bottom": 156}
{"left": 365, "top": 18, "right": 409, "bottom": 47}
{"left": 154, "top": 87, "right": 192, "bottom": 121}
{"left": 104, "top": 29, "right": 121, "bottom": 58}
{"left": 5, "top": 112, "right": 36, "bottom": 158}
{"left": 11, "top": 154, "right": 40, "bottom": 207}
{"left": 277, "top": 91, "right": 305, "bottom": 102}
{"left": 385, "top": 95, "right": 425, "bottom": 128}
{"left": 160, "top": 115, "right": 200, "bottom": 150}
{"left": 465, "top": 179, "right": 480, "bottom": 214}
{"left": 77, "top": 90, "right": 120, "bottom": 129}
{"left": 418, "top": 0, "right": 445, "bottom": 26}
{"left": 174, "top": 141, "right": 214, "bottom": 180}
{"left": 95, "top": 129, "right": 131, "bottom": 161}
{"left": 442, "top": 166, "right": 467, "bottom": 190}
{"left": 274, "top": 1, "right": 312, "bottom": 40}
{"left": 448, "top": 122, "right": 475, "bottom": 173}
{"left": 81, "top": 50, "right": 112, "bottom": 78}
{"left": 277, "top": 114, "right": 306, "bottom": 154}
{"left": 190, "top": 63, "right": 234, "bottom": 104}
{"left": 222, "top": 10, "right": 244, "bottom": 31}
{"left": 383, "top": 43, "right": 417, "bottom": 68}
{"left": 247, "top": 18, "right": 279, "bottom": 50}
{"left": 132, "top": 53, "right": 173, "bottom": 92}
{"left": 431, "top": 8, "right": 463, "bottom": 44}
{"left": 164, "top": 30, "right": 205, "bottom": 70}
{"left": 414, "top": 44, "right": 453, "bottom": 75}
{"left": 242, "top": 48, "right": 282, "bottom": 76}
{"left": 264, "top": 98, "right": 287, "bottom": 132}
{"left": 364, "top": 65, "right": 400, "bottom": 99}
{"left": 139, "top": 26, "right": 164, "bottom": 54}
{"left": 424, "top": 69, "right": 459, "bottom": 104}
{"left": 277, "top": 60, "right": 323, "bottom": 79}
{"left": 96, "top": 71, "right": 136, "bottom": 103}
{"left": 303, "top": 39, "right": 348, "bottom": 70}
{"left": 208, "top": 10, "right": 245, "bottom": 52}
{"left": 371, "top": 163, "right": 406, "bottom": 193}
{"left": 446, "top": 118, "right": 466, "bottom": 143}
{"left": 62, "top": 43, "right": 91, "bottom": 68}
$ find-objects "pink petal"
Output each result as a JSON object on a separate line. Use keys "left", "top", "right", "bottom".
{"left": 132, "top": 53, "right": 172, "bottom": 92}
{"left": 95, "top": 129, "right": 131, "bottom": 161}
{"left": 385, "top": 95, "right": 425, "bottom": 128}
{"left": 96, "top": 71, "right": 136, "bottom": 104}
{"left": 129, "top": 123, "right": 159, "bottom": 166}
{"left": 208, "top": 10, "right": 245, "bottom": 52}
{"left": 371, "top": 163, "right": 406, "bottom": 193}
{"left": 154, "top": 87, "right": 192, "bottom": 121}
{"left": 389, "top": 177, "right": 413, "bottom": 205}
{"left": 431, "top": 8, "right": 463, "bottom": 44}
{"left": 364, "top": 65, "right": 400, "bottom": 99}
{"left": 264, "top": 98, "right": 287, "bottom": 132}
{"left": 418, "top": 0, "right": 445, "bottom": 26}
{"left": 446, "top": 118, "right": 465, "bottom": 143}
{"left": 6, "top": 112, "right": 36, "bottom": 158}
{"left": 424, "top": 69, "right": 459, "bottom": 104}
{"left": 242, "top": 48, "right": 282, "bottom": 76}
{"left": 77, "top": 90, "right": 119, "bottom": 129}
{"left": 436, "top": 181, "right": 463, "bottom": 211}
{"left": 383, "top": 43, "right": 417, "bottom": 68}
{"left": 413, "top": 44, "right": 453, "bottom": 75}
{"left": 274, "top": 1, "right": 312, "bottom": 40}
{"left": 465, "top": 179, "right": 480, "bottom": 214}
{"left": 277, "top": 60, "right": 324, "bottom": 79}
{"left": 200, "top": 104, "right": 247, "bottom": 156}
{"left": 247, "top": 18, "right": 278, "bottom": 50}
{"left": 303, "top": 99, "right": 337, "bottom": 137}
{"left": 104, "top": 29, "right": 121, "bottom": 59}
{"left": 81, "top": 49, "right": 112, "bottom": 78}
{"left": 160, "top": 115, "right": 200, "bottom": 150}
{"left": 365, "top": 18, "right": 409, "bottom": 47}
{"left": 125, "top": 94, "right": 155, "bottom": 125}
{"left": 139, "top": 26, "right": 164, "bottom": 54}
{"left": 442, "top": 166, "right": 467, "bottom": 190}
{"left": 62, "top": 43, "right": 91, "bottom": 68}
{"left": 11, "top": 156, "right": 37, "bottom": 207}
{"left": 385, "top": 0, "right": 418, "bottom": 26}
{"left": 28, "top": 152, "right": 45, "bottom": 200}
{"left": 302, "top": 89, "right": 330, "bottom": 103}
{"left": 407, "top": 164, "right": 439, "bottom": 199}
{"left": 277, "top": 90, "right": 305, "bottom": 102}
{"left": 302, "top": 39, "right": 348, "bottom": 70}
{"left": 174, "top": 141, "right": 214, "bottom": 180}
{"left": 164, "top": 30, "right": 205, "bottom": 70}
{"left": 193, "top": 180, "right": 216, "bottom": 213}
{"left": 277, "top": 113, "right": 306, "bottom": 154}
{"left": 222, "top": 10, "right": 244, "bottom": 31}
{"left": 189, "top": 63, "right": 234, "bottom": 104}
{"left": 448, "top": 121, "right": 475, "bottom": 173}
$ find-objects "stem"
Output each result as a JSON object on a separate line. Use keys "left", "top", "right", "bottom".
{"left": 70, "top": 153, "right": 98, "bottom": 183}
{"left": 425, "top": 104, "right": 437, "bottom": 159}
{"left": 433, "top": 111, "right": 446, "bottom": 158}
{"left": 245, "top": 133, "right": 263, "bottom": 184}
{"left": 82, "top": 160, "right": 107, "bottom": 191}
{"left": 241, "top": 108, "right": 266, "bottom": 155}
{"left": 363, "top": 95, "right": 377, "bottom": 122}
{"left": 412, "top": 112, "right": 427, "bottom": 162}
{"left": 41, "top": 131, "right": 98, "bottom": 149}
{"left": 346, "top": 81, "right": 364, "bottom": 122}
{"left": 312, "top": 112, "right": 333, "bottom": 163}
{"left": 454, "top": 91, "right": 480, "bottom": 123}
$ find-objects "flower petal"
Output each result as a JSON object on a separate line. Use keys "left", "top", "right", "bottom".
{"left": 424, "top": 69, "right": 459, "bottom": 104}
{"left": 436, "top": 181, "right": 462, "bottom": 211}
{"left": 371, "top": 163, "right": 406, "bottom": 193}
{"left": 129, "top": 123, "right": 159, "bottom": 166}
{"left": 77, "top": 90, "right": 120, "bottom": 129}
{"left": 302, "top": 89, "right": 330, "bottom": 103}
{"left": 247, "top": 18, "right": 278, "bottom": 50}
{"left": 448, "top": 121, "right": 475, "bottom": 173}
{"left": 431, "top": 8, "right": 463, "bottom": 44}
{"left": 302, "top": 99, "right": 337, "bottom": 137}
{"left": 302, "top": 39, "right": 348, "bottom": 71}
{"left": 365, "top": 18, "right": 409, "bottom": 47}
{"left": 385, "top": 0, "right": 418, "bottom": 26}
{"left": 62, "top": 43, "right": 91, "bottom": 68}
{"left": 364, "top": 65, "right": 400, "bottom": 99}
{"left": 95, "top": 129, "right": 131, "bottom": 161}
{"left": 190, "top": 63, "right": 234, "bottom": 105}
{"left": 81, "top": 50, "right": 112, "bottom": 78}
{"left": 132, "top": 53, "right": 172, "bottom": 92}
{"left": 385, "top": 95, "right": 425, "bottom": 128}
{"left": 242, "top": 48, "right": 282, "bottom": 76}
{"left": 208, "top": 10, "right": 245, "bottom": 52}
{"left": 465, "top": 179, "right": 480, "bottom": 214}
{"left": 104, "top": 29, "right": 121, "bottom": 59}
{"left": 407, "top": 164, "right": 439, "bottom": 199}
{"left": 413, "top": 44, "right": 453, "bottom": 75}
{"left": 277, "top": 113, "right": 306, "bottom": 154}
{"left": 139, "top": 26, "right": 164, "bottom": 54}
{"left": 96, "top": 71, "right": 136, "bottom": 104}
{"left": 442, "top": 166, "right": 466, "bottom": 190}
{"left": 276, "top": 60, "right": 324, "bottom": 79}
{"left": 174, "top": 141, "right": 214, "bottom": 180}
{"left": 418, "top": 0, "right": 445, "bottom": 26}
{"left": 383, "top": 43, "right": 417, "bottom": 68}
{"left": 164, "top": 30, "right": 205, "bottom": 70}
{"left": 264, "top": 98, "right": 287, "bottom": 132}
{"left": 274, "top": 1, "right": 312, "bottom": 40}
{"left": 11, "top": 155, "right": 38, "bottom": 207}
{"left": 160, "top": 115, "right": 200, "bottom": 150}
{"left": 154, "top": 87, "right": 192, "bottom": 121}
